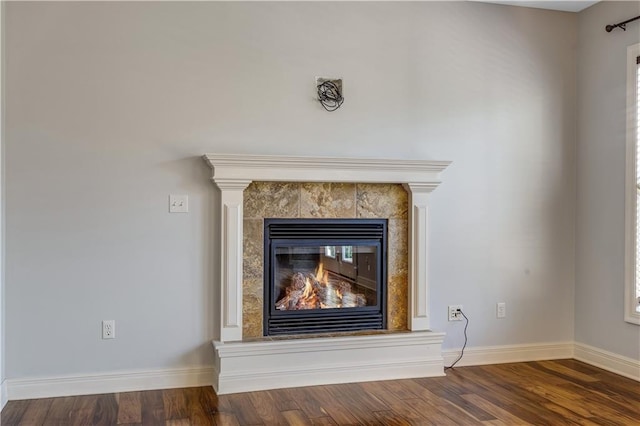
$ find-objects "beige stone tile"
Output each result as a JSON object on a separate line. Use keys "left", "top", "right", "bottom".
{"left": 387, "top": 272, "right": 409, "bottom": 331}
{"left": 388, "top": 219, "right": 409, "bottom": 278}
{"left": 356, "top": 184, "right": 408, "bottom": 219}
{"left": 243, "top": 285, "right": 264, "bottom": 339}
{"left": 387, "top": 218, "right": 408, "bottom": 331}
{"left": 300, "top": 183, "right": 356, "bottom": 218}
{"left": 244, "top": 181, "right": 300, "bottom": 219}
{"left": 243, "top": 219, "right": 264, "bottom": 282}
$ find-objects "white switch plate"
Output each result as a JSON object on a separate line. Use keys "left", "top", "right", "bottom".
{"left": 169, "top": 194, "right": 188, "bottom": 213}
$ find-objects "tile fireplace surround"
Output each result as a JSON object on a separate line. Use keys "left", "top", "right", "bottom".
{"left": 204, "top": 153, "right": 451, "bottom": 394}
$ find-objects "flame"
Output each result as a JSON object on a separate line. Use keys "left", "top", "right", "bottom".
{"left": 302, "top": 277, "right": 313, "bottom": 299}
{"left": 315, "top": 262, "right": 324, "bottom": 282}
{"left": 336, "top": 289, "right": 343, "bottom": 300}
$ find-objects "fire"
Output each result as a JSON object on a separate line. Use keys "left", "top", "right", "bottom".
{"left": 315, "top": 263, "right": 324, "bottom": 282}
{"left": 302, "top": 277, "right": 313, "bottom": 299}
{"left": 275, "top": 261, "right": 367, "bottom": 311}
{"left": 313, "top": 262, "right": 331, "bottom": 285}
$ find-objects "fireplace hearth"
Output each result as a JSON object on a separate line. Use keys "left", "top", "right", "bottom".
{"left": 264, "top": 219, "right": 387, "bottom": 335}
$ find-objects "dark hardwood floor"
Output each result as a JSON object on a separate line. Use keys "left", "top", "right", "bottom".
{"left": 1, "top": 360, "right": 639, "bottom": 425}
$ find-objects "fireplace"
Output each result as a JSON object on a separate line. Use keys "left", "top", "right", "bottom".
{"left": 204, "top": 153, "right": 450, "bottom": 394}
{"left": 264, "top": 218, "right": 387, "bottom": 335}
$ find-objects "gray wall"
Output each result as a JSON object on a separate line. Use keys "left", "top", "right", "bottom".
{"left": 576, "top": 1, "right": 640, "bottom": 360}
{"left": 5, "top": 2, "right": 577, "bottom": 378}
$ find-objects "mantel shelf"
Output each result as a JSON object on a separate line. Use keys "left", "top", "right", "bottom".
{"left": 203, "top": 153, "right": 451, "bottom": 185}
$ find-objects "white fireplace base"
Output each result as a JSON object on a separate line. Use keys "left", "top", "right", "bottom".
{"left": 212, "top": 331, "right": 445, "bottom": 394}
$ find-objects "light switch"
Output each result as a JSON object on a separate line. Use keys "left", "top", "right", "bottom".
{"left": 169, "top": 194, "right": 188, "bottom": 213}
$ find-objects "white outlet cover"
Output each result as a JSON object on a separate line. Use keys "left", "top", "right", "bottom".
{"left": 169, "top": 194, "right": 189, "bottom": 213}
{"left": 102, "top": 320, "right": 115, "bottom": 339}
{"left": 448, "top": 305, "right": 463, "bottom": 321}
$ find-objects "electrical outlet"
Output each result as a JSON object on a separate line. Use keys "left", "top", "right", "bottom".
{"left": 102, "top": 320, "right": 115, "bottom": 339}
{"left": 497, "top": 302, "right": 506, "bottom": 319}
{"left": 448, "top": 305, "right": 463, "bottom": 321}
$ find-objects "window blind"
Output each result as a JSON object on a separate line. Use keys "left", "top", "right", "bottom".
{"left": 636, "top": 55, "right": 640, "bottom": 311}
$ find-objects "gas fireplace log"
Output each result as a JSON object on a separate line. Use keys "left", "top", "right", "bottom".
{"left": 275, "top": 269, "right": 366, "bottom": 310}
{"left": 292, "top": 272, "right": 306, "bottom": 290}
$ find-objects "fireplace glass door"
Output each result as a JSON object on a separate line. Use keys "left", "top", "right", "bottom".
{"left": 264, "top": 219, "right": 387, "bottom": 336}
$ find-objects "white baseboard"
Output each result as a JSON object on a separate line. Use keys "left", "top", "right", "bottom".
{"left": 7, "top": 367, "right": 214, "bottom": 401}
{"left": 1, "top": 380, "right": 7, "bottom": 410}
{"left": 3, "top": 341, "right": 637, "bottom": 401}
{"left": 574, "top": 342, "right": 640, "bottom": 381}
{"left": 442, "top": 341, "right": 574, "bottom": 368}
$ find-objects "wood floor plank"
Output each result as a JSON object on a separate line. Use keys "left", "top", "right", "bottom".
{"left": 117, "top": 391, "right": 142, "bottom": 424}
{"left": 42, "top": 396, "right": 75, "bottom": 426}
{"left": 359, "top": 381, "right": 426, "bottom": 424}
{"left": 496, "top": 382, "right": 581, "bottom": 424}
{"left": 303, "top": 385, "right": 360, "bottom": 425}
{"left": 535, "top": 360, "right": 602, "bottom": 383}
{"left": 165, "top": 419, "right": 190, "bottom": 426}
{"left": 445, "top": 367, "right": 568, "bottom": 425}
{"left": 461, "top": 393, "right": 533, "bottom": 425}
{"left": 401, "top": 397, "right": 464, "bottom": 425}
{"left": 69, "top": 394, "right": 99, "bottom": 426}
{"left": 92, "top": 393, "right": 119, "bottom": 426}
{"left": 162, "top": 388, "right": 188, "bottom": 421}
{"left": 247, "top": 389, "right": 289, "bottom": 424}
{"left": 309, "top": 416, "right": 338, "bottom": 425}
{"left": 281, "top": 409, "right": 312, "bottom": 426}
{"left": 472, "top": 365, "right": 584, "bottom": 421}
{"left": 184, "top": 387, "right": 215, "bottom": 426}
{"left": 539, "top": 401, "right": 610, "bottom": 426}
{"left": 371, "top": 410, "right": 414, "bottom": 426}
{"left": 561, "top": 378, "right": 640, "bottom": 411}
{"left": 17, "top": 398, "right": 54, "bottom": 425}
{"left": 414, "top": 376, "right": 496, "bottom": 422}
{"left": 388, "top": 378, "right": 484, "bottom": 424}
{"left": 199, "top": 384, "right": 232, "bottom": 415}
{"left": 141, "top": 389, "right": 165, "bottom": 425}
{"left": 380, "top": 379, "right": 423, "bottom": 400}
{"left": 227, "top": 393, "right": 264, "bottom": 425}
{"left": 339, "top": 383, "right": 389, "bottom": 412}
{"left": 325, "top": 383, "right": 388, "bottom": 425}
{"left": 480, "top": 420, "right": 511, "bottom": 426}
{"left": 266, "top": 388, "right": 302, "bottom": 412}
{"left": 214, "top": 412, "right": 241, "bottom": 426}
{"left": 286, "top": 386, "right": 329, "bottom": 419}
{"left": 0, "top": 400, "right": 30, "bottom": 425}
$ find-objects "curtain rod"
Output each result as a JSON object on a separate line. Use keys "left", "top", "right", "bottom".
{"left": 606, "top": 15, "right": 640, "bottom": 32}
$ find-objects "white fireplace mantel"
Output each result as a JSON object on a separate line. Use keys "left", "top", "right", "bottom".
{"left": 203, "top": 153, "right": 451, "bottom": 394}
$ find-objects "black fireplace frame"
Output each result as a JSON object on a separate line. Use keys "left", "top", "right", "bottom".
{"left": 263, "top": 218, "right": 388, "bottom": 336}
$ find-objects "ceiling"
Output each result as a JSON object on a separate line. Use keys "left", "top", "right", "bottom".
{"left": 476, "top": 1, "right": 600, "bottom": 13}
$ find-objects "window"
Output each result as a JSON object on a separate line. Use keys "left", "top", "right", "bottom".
{"left": 325, "top": 246, "right": 336, "bottom": 258}
{"left": 625, "top": 43, "right": 640, "bottom": 324}
{"left": 341, "top": 246, "right": 353, "bottom": 263}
